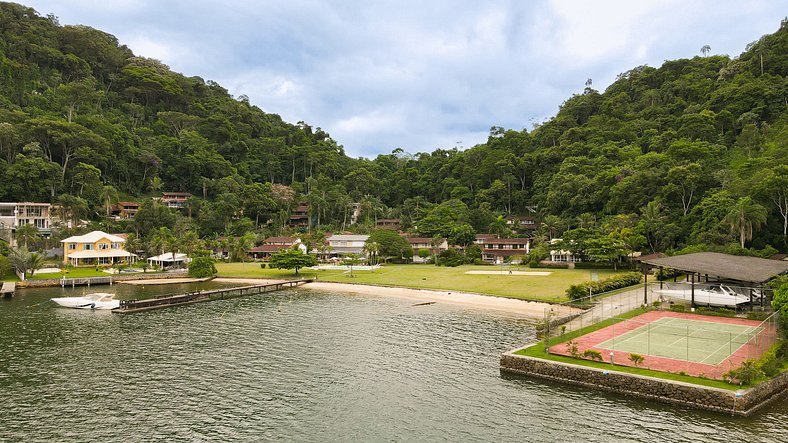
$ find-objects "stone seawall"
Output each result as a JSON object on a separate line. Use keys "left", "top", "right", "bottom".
{"left": 500, "top": 346, "right": 788, "bottom": 416}
{"left": 17, "top": 272, "right": 188, "bottom": 288}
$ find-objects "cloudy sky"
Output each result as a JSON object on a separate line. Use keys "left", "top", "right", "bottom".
{"left": 23, "top": 0, "right": 785, "bottom": 157}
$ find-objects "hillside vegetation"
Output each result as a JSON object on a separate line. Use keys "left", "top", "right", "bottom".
{"left": 0, "top": 2, "right": 786, "bottom": 256}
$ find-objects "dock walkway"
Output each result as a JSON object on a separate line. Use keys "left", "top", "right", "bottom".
{"left": 1, "top": 282, "right": 15, "bottom": 298}
{"left": 113, "top": 279, "right": 311, "bottom": 314}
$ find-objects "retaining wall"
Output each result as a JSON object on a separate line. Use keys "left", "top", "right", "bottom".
{"left": 500, "top": 345, "right": 788, "bottom": 416}
{"left": 16, "top": 272, "right": 188, "bottom": 288}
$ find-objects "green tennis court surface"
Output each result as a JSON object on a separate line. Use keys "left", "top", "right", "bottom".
{"left": 596, "top": 317, "right": 763, "bottom": 365}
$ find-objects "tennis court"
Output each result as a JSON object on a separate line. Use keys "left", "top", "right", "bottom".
{"left": 549, "top": 311, "right": 778, "bottom": 378}
{"left": 595, "top": 317, "right": 761, "bottom": 365}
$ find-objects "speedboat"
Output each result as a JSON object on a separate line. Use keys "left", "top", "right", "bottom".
{"left": 655, "top": 284, "right": 751, "bottom": 308}
{"left": 51, "top": 293, "right": 120, "bottom": 310}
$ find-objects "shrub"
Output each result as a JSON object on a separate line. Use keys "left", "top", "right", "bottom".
{"left": 582, "top": 349, "right": 603, "bottom": 361}
{"left": 567, "top": 272, "right": 642, "bottom": 300}
{"left": 628, "top": 353, "right": 645, "bottom": 367}
{"left": 188, "top": 256, "right": 217, "bottom": 278}
{"left": 670, "top": 304, "right": 686, "bottom": 313}
{"left": 696, "top": 307, "right": 736, "bottom": 317}
{"left": 565, "top": 340, "right": 580, "bottom": 358}
{"left": 724, "top": 360, "right": 764, "bottom": 385}
{"left": 436, "top": 248, "right": 466, "bottom": 267}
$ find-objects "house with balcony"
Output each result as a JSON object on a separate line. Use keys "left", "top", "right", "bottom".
{"left": 160, "top": 192, "right": 192, "bottom": 209}
{"left": 405, "top": 237, "right": 448, "bottom": 263}
{"left": 326, "top": 234, "right": 369, "bottom": 259}
{"left": 506, "top": 216, "right": 540, "bottom": 232}
{"left": 288, "top": 203, "right": 311, "bottom": 229}
{"left": 113, "top": 201, "right": 141, "bottom": 220}
{"left": 0, "top": 202, "right": 53, "bottom": 244}
{"left": 549, "top": 238, "right": 582, "bottom": 263}
{"left": 61, "top": 231, "right": 136, "bottom": 266}
{"left": 376, "top": 219, "right": 401, "bottom": 230}
{"left": 480, "top": 238, "right": 531, "bottom": 264}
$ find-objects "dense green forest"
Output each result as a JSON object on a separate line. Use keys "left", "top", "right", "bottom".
{"left": 0, "top": 2, "right": 786, "bottom": 258}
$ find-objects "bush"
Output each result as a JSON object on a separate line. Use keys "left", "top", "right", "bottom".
{"left": 628, "top": 353, "right": 645, "bottom": 367}
{"left": 724, "top": 360, "right": 764, "bottom": 385}
{"left": 582, "top": 349, "right": 603, "bottom": 361}
{"left": 565, "top": 340, "right": 580, "bottom": 358}
{"left": 655, "top": 267, "right": 681, "bottom": 281}
{"left": 695, "top": 307, "right": 736, "bottom": 317}
{"left": 566, "top": 272, "right": 642, "bottom": 300}
{"left": 436, "top": 248, "right": 466, "bottom": 267}
{"left": 670, "top": 304, "right": 686, "bottom": 313}
{"left": 188, "top": 256, "right": 217, "bottom": 278}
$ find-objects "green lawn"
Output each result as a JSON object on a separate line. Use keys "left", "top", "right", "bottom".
{"left": 215, "top": 263, "right": 626, "bottom": 302}
{"left": 28, "top": 267, "right": 114, "bottom": 280}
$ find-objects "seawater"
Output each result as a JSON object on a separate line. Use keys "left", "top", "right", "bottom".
{"left": 0, "top": 284, "right": 786, "bottom": 442}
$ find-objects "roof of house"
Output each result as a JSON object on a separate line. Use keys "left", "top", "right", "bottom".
{"left": 481, "top": 238, "right": 531, "bottom": 245}
{"left": 118, "top": 201, "right": 140, "bottom": 207}
{"left": 162, "top": 192, "right": 192, "bottom": 197}
{"left": 250, "top": 244, "right": 288, "bottom": 253}
{"left": 405, "top": 237, "right": 445, "bottom": 244}
{"left": 640, "top": 252, "right": 788, "bottom": 284}
{"left": 328, "top": 235, "right": 369, "bottom": 242}
{"left": 67, "top": 250, "right": 136, "bottom": 259}
{"left": 476, "top": 234, "right": 497, "bottom": 240}
{"left": 377, "top": 219, "right": 401, "bottom": 223}
{"left": 61, "top": 231, "right": 126, "bottom": 244}
{"left": 147, "top": 252, "right": 189, "bottom": 262}
{"left": 264, "top": 236, "right": 296, "bottom": 244}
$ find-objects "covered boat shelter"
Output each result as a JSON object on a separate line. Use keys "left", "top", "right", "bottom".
{"left": 639, "top": 252, "right": 788, "bottom": 309}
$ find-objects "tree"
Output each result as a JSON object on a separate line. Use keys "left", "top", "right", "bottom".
{"left": 362, "top": 240, "right": 380, "bottom": 265}
{"left": 723, "top": 197, "right": 768, "bottom": 248}
{"left": 342, "top": 253, "right": 363, "bottom": 277}
{"left": 7, "top": 247, "right": 41, "bottom": 278}
{"left": 755, "top": 166, "right": 788, "bottom": 236}
{"left": 188, "top": 256, "right": 217, "bottom": 278}
{"left": 230, "top": 233, "right": 256, "bottom": 263}
{"left": 99, "top": 185, "right": 119, "bottom": 219}
{"left": 268, "top": 248, "right": 317, "bottom": 275}
{"left": 14, "top": 224, "right": 39, "bottom": 250}
{"left": 367, "top": 230, "right": 411, "bottom": 262}
{"left": 700, "top": 45, "right": 711, "bottom": 57}
{"left": 150, "top": 227, "right": 178, "bottom": 262}
{"left": 488, "top": 215, "right": 511, "bottom": 238}
{"left": 448, "top": 223, "right": 476, "bottom": 247}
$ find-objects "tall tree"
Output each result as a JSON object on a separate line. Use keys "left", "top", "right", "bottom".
{"left": 723, "top": 197, "right": 768, "bottom": 248}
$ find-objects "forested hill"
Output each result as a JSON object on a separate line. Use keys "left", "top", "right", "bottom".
{"left": 0, "top": 1, "right": 786, "bottom": 253}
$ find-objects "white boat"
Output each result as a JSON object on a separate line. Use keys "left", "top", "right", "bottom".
{"left": 51, "top": 293, "right": 120, "bottom": 310}
{"left": 655, "top": 284, "right": 751, "bottom": 308}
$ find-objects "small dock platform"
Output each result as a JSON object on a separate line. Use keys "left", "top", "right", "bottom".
{"left": 1, "top": 282, "right": 15, "bottom": 298}
{"left": 113, "top": 279, "right": 311, "bottom": 314}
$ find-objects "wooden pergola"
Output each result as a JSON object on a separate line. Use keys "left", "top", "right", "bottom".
{"left": 639, "top": 252, "right": 788, "bottom": 309}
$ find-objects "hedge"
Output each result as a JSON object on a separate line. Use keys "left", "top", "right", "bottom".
{"left": 566, "top": 272, "right": 642, "bottom": 300}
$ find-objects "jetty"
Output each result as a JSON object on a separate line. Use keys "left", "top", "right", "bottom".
{"left": 1, "top": 282, "right": 15, "bottom": 298}
{"left": 113, "top": 279, "right": 311, "bottom": 314}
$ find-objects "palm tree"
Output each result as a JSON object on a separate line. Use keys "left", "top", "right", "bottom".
{"left": 723, "top": 197, "right": 768, "bottom": 248}
{"left": 700, "top": 45, "right": 711, "bottom": 57}
{"left": 576, "top": 213, "right": 596, "bottom": 229}
{"left": 150, "top": 227, "right": 177, "bottom": 267}
{"left": 640, "top": 200, "right": 665, "bottom": 252}
{"left": 363, "top": 241, "right": 380, "bottom": 265}
{"left": 541, "top": 215, "right": 564, "bottom": 240}
{"left": 488, "top": 215, "right": 510, "bottom": 238}
{"left": 14, "top": 223, "right": 39, "bottom": 249}
{"left": 28, "top": 252, "right": 44, "bottom": 276}
{"left": 99, "top": 185, "right": 119, "bottom": 219}
{"left": 8, "top": 247, "right": 31, "bottom": 279}
{"left": 180, "top": 230, "right": 201, "bottom": 256}
{"left": 230, "top": 233, "right": 256, "bottom": 264}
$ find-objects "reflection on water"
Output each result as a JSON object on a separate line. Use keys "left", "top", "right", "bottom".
{"left": 0, "top": 284, "right": 786, "bottom": 442}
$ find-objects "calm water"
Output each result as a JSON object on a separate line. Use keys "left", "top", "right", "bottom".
{"left": 1, "top": 284, "right": 786, "bottom": 442}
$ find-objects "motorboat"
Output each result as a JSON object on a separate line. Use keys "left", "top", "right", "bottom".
{"left": 51, "top": 293, "right": 120, "bottom": 310}
{"left": 655, "top": 284, "right": 751, "bottom": 308}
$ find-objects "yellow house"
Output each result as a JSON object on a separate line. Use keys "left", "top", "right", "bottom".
{"left": 61, "top": 231, "right": 136, "bottom": 266}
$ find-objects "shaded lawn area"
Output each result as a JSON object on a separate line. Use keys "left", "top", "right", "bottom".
{"left": 215, "top": 263, "right": 626, "bottom": 302}
{"left": 28, "top": 268, "right": 150, "bottom": 280}
{"left": 513, "top": 308, "right": 741, "bottom": 390}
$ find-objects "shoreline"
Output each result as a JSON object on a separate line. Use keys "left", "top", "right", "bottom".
{"left": 301, "top": 280, "right": 579, "bottom": 318}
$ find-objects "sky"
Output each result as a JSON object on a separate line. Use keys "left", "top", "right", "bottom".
{"left": 21, "top": 0, "right": 786, "bottom": 158}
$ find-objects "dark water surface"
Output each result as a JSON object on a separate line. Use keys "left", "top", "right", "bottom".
{"left": 1, "top": 284, "right": 786, "bottom": 442}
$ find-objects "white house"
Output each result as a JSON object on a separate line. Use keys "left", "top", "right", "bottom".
{"left": 326, "top": 234, "right": 369, "bottom": 258}
{"left": 549, "top": 239, "right": 582, "bottom": 262}
{"left": 147, "top": 252, "right": 191, "bottom": 268}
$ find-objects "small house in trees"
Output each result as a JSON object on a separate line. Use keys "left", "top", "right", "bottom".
{"left": 61, "top": 231, "right": 136, "bottom": 266}
{"left": 288, "top": 203, "right": 311, "bottom": 229}
{"left": 376, "top": 219, "right": 401, "bottom": 230}
{"left": 113, "top": 201, "right": 140, "bottom": 220}
{"left": 480, "top": 238, "right": 531, "bottom": 264}
{"left": 505, "top": 216, "right": 540, "bottom": 232}
{"left": 549, "top": 239, "right": 581, "bottom": 263}
{"left": 160, "top": 192, "right": 192, "bottom": 209}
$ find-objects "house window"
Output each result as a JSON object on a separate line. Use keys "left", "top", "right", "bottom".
{"left": 111, "top": 243, "right": 120, "bottom": 249}
{"left": 68, "top": 243, "right": 76, "bottom": 250}
{"left": 84, "top": 244, "right": 93, "bottom": 250}
{"left": 98, "top": 243, "right": 109, "bottom": 250}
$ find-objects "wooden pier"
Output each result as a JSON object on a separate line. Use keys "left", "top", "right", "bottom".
{"left": 113, "top": 279, "right": 311, "bottom": 314}
{"left": 1, "top": 282, "right": 15, "bottom": 298}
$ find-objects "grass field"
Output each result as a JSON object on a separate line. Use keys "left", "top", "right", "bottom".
{"left": 215, "top": 262, "right": 626, "bottom": 302}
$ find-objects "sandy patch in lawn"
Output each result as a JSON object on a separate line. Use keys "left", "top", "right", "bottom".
{"left": 464, "top": 270, "right": 552, "bottom": 276}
